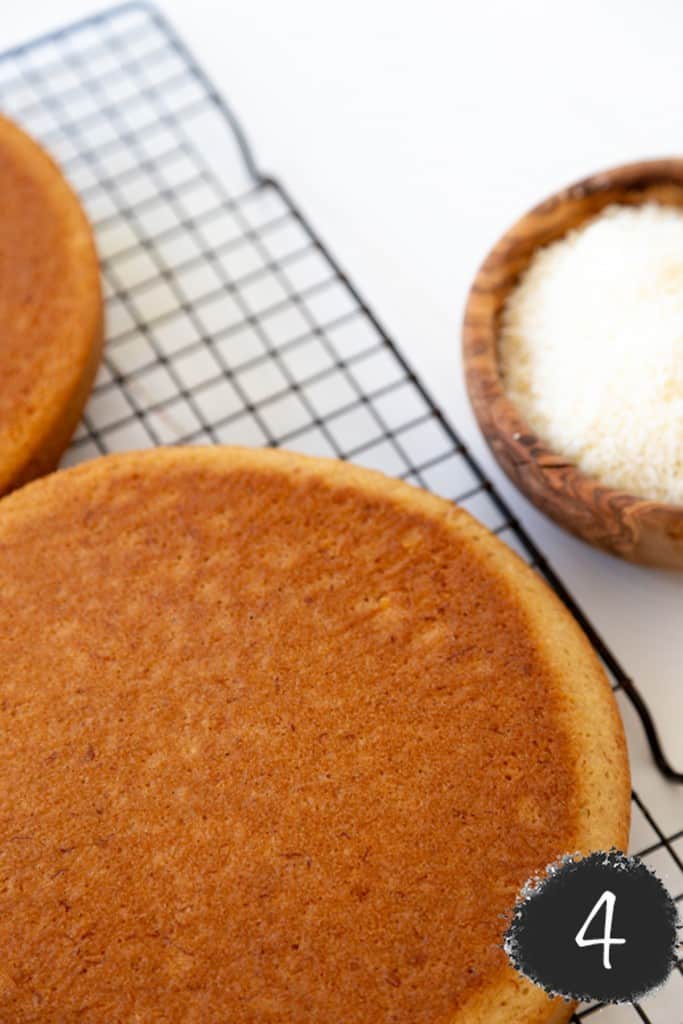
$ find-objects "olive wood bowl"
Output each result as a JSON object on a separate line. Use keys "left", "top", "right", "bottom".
{"left": 462, "top": 159, "right": 683, "bottom": 569}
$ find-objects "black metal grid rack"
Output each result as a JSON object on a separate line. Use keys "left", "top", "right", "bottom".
{"left": 0, "top": 4, "right": 680, "bottom": 1020}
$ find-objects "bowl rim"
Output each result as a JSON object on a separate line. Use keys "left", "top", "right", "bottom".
{"left": 462, "top": 158, "right": 683, "bottom": 563}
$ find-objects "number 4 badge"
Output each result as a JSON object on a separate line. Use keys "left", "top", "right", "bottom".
{"left": 503, "top": 850, "right": 679, "bottom": 1003}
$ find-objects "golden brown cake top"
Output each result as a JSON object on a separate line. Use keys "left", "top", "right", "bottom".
{"left": 0, "top": 448, "right": 629, "bottom": 1024}
{"left": 0, "top": 115, "right": 102, "bottom": 494}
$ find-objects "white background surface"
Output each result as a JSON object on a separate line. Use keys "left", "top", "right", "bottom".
{"left": 2, "top": 1, "right": 680, "bottom": 772}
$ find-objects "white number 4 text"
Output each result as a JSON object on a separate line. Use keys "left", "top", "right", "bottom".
{"left": 575, "top": 890, "right": 626, "bottom": 969}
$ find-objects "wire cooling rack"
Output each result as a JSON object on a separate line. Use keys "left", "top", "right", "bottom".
{"left": 0, "top": 4, "right": 681, "bottom": 1021}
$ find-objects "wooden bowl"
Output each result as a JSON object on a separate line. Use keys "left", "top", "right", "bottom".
{"left": 462, "top": 159, "right": 683, "bottom": 569}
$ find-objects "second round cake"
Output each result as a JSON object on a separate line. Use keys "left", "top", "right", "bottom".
{"left": 0, "top": 115, "right": 102, "bottom": 495}
{"left": 0, "top": 447, "right": 630, "bottom": 1023}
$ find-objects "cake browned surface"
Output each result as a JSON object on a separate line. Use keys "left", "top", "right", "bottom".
{"left": 0, "top": 115, "right": 102, "bottom": 496}
{"left": 0, "top": 447, "right": 630, "bottom": 1024}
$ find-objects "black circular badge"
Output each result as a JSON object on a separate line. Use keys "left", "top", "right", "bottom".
{"left": 504, "top": 850, "right": 680, "bottom": 1003}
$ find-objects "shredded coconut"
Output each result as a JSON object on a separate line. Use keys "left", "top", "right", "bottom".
{"left": 500, "top": 203, "right": 683, "bottom": 504}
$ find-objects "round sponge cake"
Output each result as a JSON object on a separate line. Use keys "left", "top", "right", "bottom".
{"left": 0, "top": 115, "right": 102, "bottom": 495}
{"left": 0, "top": 447, "right": 630, "bottom": 1023}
